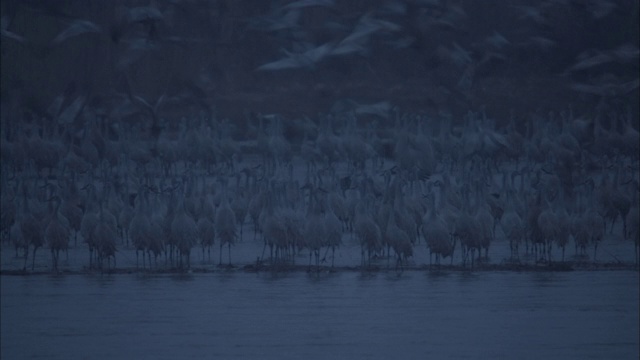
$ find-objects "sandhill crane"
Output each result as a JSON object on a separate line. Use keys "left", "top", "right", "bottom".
{"left": 130, "top": 187, "right": 151, "bottom": 268}
{"left": 248, "top": 186, "right": 266, "bottom": 240}
{"left": 454, "top": 207, "right": 481, "bottom": 268}
{"left": 342, "top": 116, "right": 376, "bottom": 171}
{"left": 92, "top": 204, "right": 117, "bottom": 271}
{"left": 385, "top": 211, "right": 412, "bottom": 271}
{"left": 10, "top": 220, "right": 29, "bottom": 270}
{"left": 117, "top": 191, "right": 134, "bottom": 247}
{"left": 625, "top": 205, "right": 639, "bottom": 266}
{"left": 59, "top": 179, "right": 83, "bottom": 247}
{"left": 571, "top": 210, "right": 590, "bottom": 259}
{"left": 316, "top": 119, "right": 343, "bottom": 168}
{"left": 78, "top": 126, "right": 101, "bottom": 176}
{"left": 83, "top": 181, "right": 119, "bottom": 271}
{"left": 422, "top": 193, "right": 454, "bottom": 267}
{"left": 524, "top": 188, "right": 545, "bottom": 261}
{"left": 536, "top": 191, "right": 557, "bottom": 263}
{"left": 156, "top": 182, "right": 176, "bottom": 265}
{"left": 354, "top": 200, "right": 382, "bottom": 268}
{"left": 474, "top": 188, "right": 494, "bottom": 262}
{"left": 281, "top": 207, "right": 304, "bottom": 264}
{"left": 197, "top": 196, "right": 215, "bottom": 264}
{"left": 485, "top": 189, "right": 504, "bottom": 236}
{"left": 328, "top": 189, "right": 349, "bottom": 232}
{"left": 0, "top": 183, "right": 17, "bottom": 245}
{"left": 262, "top": 203, "right": 288, "bottom": 264}
{"left": 17, "top": 182, "right": 45, "bottom": 271}
{"left": 45, "top": 196, "right": 70, "bottom": 272}
{"left": 255, "top": 115, "right": 288, "bottom": 175}
{"left": 215, "top": 184, "right": 237, "bottom": 266}
{"left": 392, "top": 234, "right": 413, "bottom": 272}
{"left": 616, "top": 110, "right": 639, "bottom": 160}
{"left": 80, "top": 199, "right": 99, "bottom": 268}
{"left": 300, "top": 137, "right": 322, "bottom": 178}
{"left": 146, "top": 188, "right": 166, "bottom": 268}
{"left": 231, "top": 189, "right": 248, "bottom": 243}
{"left": 404, "top": 193, "right": 426, "bottom": 244}
{"left": 79, "top": 182, "right": 116, "bottom": 268}
{"left": 381, "top": 180, "right": 411, "bottom": 258}
{"left": 183, "top": 178, "right": 199, "bottom": 222}
{"left": 376, "top": 196, "right": 392, "bottom": 251}
{"left": 147, "top": 217, "right": 165, "bottom": 268}
{"left": 109, "top": 178, "right": 132, "bottom": 244}
{"left": 10, "top": 192, "right": 30, "bottom": 270}
{"left": 303, "top": 195, "right": 325, "bottom": 272}
{"left": 323, "top": 205, "right": 343, "bottom": 268}
{"left": 553, "top": 193, "right": 571, "bottom": 262}
{"left": 608, "top": 171, "right": 631, "bottom": 237}
{"left": 394, "top": 193, "right": 417, "bottom": 242}
{"left": 586, "top": 206, "right": 605, "bottom": 263}
{"left": 501, "top": 187, "right": 524, "bottom": 261}
{"left": 1, "top": 131, "right": 27, "bottom": 180}
{"left": 171, "top": 184, "right": 198, "bottom": 269}
{"left": 260, "top": 189, "right": 282, "bottom": 263}
{"left": 502, "top": 115, "right": 525, "bottom": 167}
{"left": 26, "top": 127, "right": 63, "bottom": 179}
{"left": 102, "top": 181, "right": 124, "bottom": 243}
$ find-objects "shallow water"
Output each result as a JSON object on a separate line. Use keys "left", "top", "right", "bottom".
{"left": 1, "top": 271, "right": 638, "bottom": 359}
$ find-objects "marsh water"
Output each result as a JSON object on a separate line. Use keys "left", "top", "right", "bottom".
{"left": 1, "top": 270, "right": 638, "bottom": 360}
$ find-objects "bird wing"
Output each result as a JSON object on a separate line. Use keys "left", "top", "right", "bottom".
{"left": 126, "top": 6, "right": 163, "bottom": 24}
{"left": 51, "top": 20, "right": 102, "bottom": 45}
{"left": 256, "top": 56, "right": 302, "bottom": 71}
{"left": 568, "top": 52, "right": 613, "bottom": 72}
{"left": 283, "top": 0, "right": 335, "bottom": 10}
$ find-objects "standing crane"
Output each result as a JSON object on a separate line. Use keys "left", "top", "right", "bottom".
{"left": 215, "top": 180, "right": 237, "bottom": 266}
{"left": 45, "top": 196, "right": 70, "bottom": 272}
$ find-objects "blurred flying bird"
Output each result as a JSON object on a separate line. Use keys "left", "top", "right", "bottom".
{"left": 111, "top": 4, "right": 164, "bottom": 43}
{"left": 283, "top": 0, "right": 335, "bottom": 10}
{"left": 1, "top": 15, "right": 26, "bottom": 43}
{"left": 247, "top": 7, "right": 300, "bottom": 32}
{"left": 586, "top": 0, "right": 616, "bottom": 19}
{"left": 341, "top": 13, "right": 401, "bottom": 45}
{"left": 570, "top": 78, "right": 639, "bottom": 97}
{"left": 126, "top": 5, "right": 164, "bottom": 24}
{"left": 611, "top": 44, "right": 640, "bottom": 63}
{"left": 51, "top": 19, "right": 103, "bottom": 46}
{"left": 567, "top": 50, "right": 613, "bottom": 72}
{"left": 329, "top": 13, "right": 401, "bottom": 58}
{"left": 510, "top": 5, "right": 546, "bottom": 24}
{"left": 527, "top": 36, "right": 556, "bottom": 51}
{"left": 484, "top": 31, "right": 510, "bottom": 50}
{"left": 450, "top": 42, "right": 473, "bottom": 67}
{"left": 257, "top": 42, "right": 333, "bottom": 71}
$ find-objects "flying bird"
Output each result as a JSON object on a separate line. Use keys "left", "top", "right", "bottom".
{"left": 283, "top": 0, "right": 335, "bottom": 10}
{"left": 256, "top": 42, "right": 334, "bottom": 71}
{"left": 51, "top": 19, "right": 103, "bottom": 46}
{"left": 1, "top": 15, "right": 26, "bottom": 43}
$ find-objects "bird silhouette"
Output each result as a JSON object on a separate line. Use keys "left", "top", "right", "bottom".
{"left": 215, "top": 181, "right": 237, "bottom": 266}
{"left": 45, "top": 196, "right": 70, "bottom": 272}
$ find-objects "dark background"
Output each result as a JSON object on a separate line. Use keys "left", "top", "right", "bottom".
{"left": 1, "top": 0, "right": 638, "bottom": 138}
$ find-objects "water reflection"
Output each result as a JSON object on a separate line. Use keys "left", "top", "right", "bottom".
{"left": 530, "top": 272, "right": 564, "bottom": 288}
{"left": 169, "top": 272, "right": 195, "bottom": 282}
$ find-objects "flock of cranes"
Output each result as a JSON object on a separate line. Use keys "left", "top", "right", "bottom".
{"left": 1, "top": 93, "right": 639, "bottom": 273}
{"left": 1, "top": 0, "right": 637, "bottom": 275}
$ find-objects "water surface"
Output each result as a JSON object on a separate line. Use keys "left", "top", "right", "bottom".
{"left": 2, "top": 271, "right": 638, "bottom": 359}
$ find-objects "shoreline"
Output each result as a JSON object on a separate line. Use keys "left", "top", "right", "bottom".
{"left": 2, "top": 261, "right": 637, "bottom": 276}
